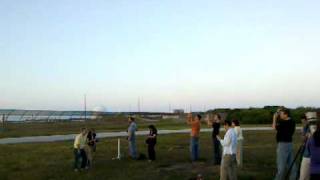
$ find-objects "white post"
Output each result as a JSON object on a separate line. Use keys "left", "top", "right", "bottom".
{"left": 113, "top": 138, "right": 121, "bottom": 160}
{"left": 117, "top": 138, "right": 121, "bottom": 159}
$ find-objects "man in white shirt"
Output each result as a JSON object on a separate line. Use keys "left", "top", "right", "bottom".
{"left": 217, "top": 120, "right": 238, "bottom": 180}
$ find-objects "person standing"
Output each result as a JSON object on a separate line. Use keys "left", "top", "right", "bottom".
{"left": 216, "top": 120, "right": 238, "bottom": 180}
{"left": 232, "top": 119, "right": 244, "bottom": 167}
{"left": 86, "top": 129, "right": 97, "bottom": 168}
{"left": 146, "top": 125, "right": 157, "bottom": 162}
{"left": 207, "top": 113, "right": 222, "bottom": 165}
{"left": 187, "top": 113, "right": 201, "bottom": 162}
{"left": 306, "top": 120, "right": 320, "bottom": 180}
{"left": 299, "top": 114, "right": 311, "bottom": 180}
{"left": 272, "top": 108, "right": 297, "bottom": 180}
{"left": 73, "top": 128, "right": 88, "bottom": 172}
{"left": 89, "top": 128, "right": 97, "bottom": 152}
{"left": 128, "top": 116, "right": 138, "bottom": 159}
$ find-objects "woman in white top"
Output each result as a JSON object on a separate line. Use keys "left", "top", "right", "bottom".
{"left": 232, "top": 119, "right": 243, "bottom": 167}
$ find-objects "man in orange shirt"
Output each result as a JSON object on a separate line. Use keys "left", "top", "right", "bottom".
{"left": 187, "top": 113, "right": 201, "bottom": 162}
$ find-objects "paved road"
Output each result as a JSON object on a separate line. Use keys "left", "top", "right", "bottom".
{"left": 0, "top": 127, "right": 279, "bottom": 144}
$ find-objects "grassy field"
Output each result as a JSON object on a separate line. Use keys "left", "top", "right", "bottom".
{"left": 0, "top": 116, "right": 189, "bottom": 138}
{"left": 0, "top": 115, "right": 271, "bottom": 138}
{"left": 0, "top": 130, "right": 302, "bottom": 180}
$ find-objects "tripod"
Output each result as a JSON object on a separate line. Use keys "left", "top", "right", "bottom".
{"left": 285, "top": 140, "right": 307, "bottom": 180}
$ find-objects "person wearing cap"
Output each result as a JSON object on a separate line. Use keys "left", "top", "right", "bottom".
{"left": 299, "top": 113, "right": 313, "bottom": 180}
{"left": 187, "top": 113, "right": 201, "bottom": 162}
{"left": 272, "top": 108, "right": 297, "bottom": 180}
{"left": 216, "top": 120, "right": 238, "bottom": 180}
{"left": 306, "top": 118, "right": 320, "bottom": 179}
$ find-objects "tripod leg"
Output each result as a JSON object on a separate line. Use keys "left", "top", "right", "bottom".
{"left": 285, "top": 145, "right": 303, "bottom": 180}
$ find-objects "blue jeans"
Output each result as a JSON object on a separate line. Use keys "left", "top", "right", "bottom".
{"left": 275, "top": 142, "right": 297, "bottom": 180}
{"left": 129, "top": 139, "right": 137, "bottom": 159}
{"left": 190, "top": 137, "right": 199, "bottom": 161}
{"left": 73, "top": 149, "right": 87, "bottom": 169}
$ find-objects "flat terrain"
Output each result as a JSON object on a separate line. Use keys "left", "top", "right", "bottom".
{"left": 0, "top": 130, "right": 302, "bottom": 180}
{"left": 0, "top": 117, "right": 187, "bottom": 138}
{"left": 0, "top": 116, "right": 270, "bottom": 138}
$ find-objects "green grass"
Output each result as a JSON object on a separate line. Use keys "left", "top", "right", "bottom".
{"left": 0, "top": 115, "right": 272, "bottom": 138}
{"left": 0, "top": 130, "right": 302, "bottom": 180}
{"left": 0, "top": 117, "right": 190, "bottom": 138}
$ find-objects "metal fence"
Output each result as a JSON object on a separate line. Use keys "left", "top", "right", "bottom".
{"left": 0, "top": 109, "right": 105, "bottom": 122}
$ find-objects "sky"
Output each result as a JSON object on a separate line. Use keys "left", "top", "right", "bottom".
{"left": 0, "top": 0, "right": 320, "bottom": 112}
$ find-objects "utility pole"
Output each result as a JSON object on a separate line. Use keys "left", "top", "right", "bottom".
{"left": 169, "top": 103, "right": 171, "bottom": 113}
{"left": 137, "top": 97, "right": 141, "bottom": 113}
{"left": 84, "top": 94, "right": 87, "bottom": 121}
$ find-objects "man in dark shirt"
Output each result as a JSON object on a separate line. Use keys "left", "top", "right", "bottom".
{"left": 207, "top": 113, "right": 222, "bottom": 165}
{"left": 272, "top": 108, "right": 297, "bottom": 180}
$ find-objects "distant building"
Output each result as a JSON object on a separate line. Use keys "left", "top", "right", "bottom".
{"left": 162, "top": 115, "right": 180, "bottom": 120}
{"left": 173, "top": 109, "right": 184, "bottom": 114}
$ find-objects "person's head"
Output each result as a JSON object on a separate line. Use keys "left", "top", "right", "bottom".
{"left": 313, "top": 120, "right": 320, "bottom": 147}
{"left": 195, "top": 114, "right": 202, "bottom": 121}
{"left": 128, "top": 116, "right": 135, "bottom": 123}
{"left": 213, "top": 114, "right": 221, "bottom": 123}
{"left": 148, "top": 125, "right": 157, "bottom": 133}
{"left": 80, "top": 128, "right": 87, "bottom": 135}
{"left": 224, "top": 120, "right": 232, "bottom": 130}
{"left": 301, "top": 114, "right": 307, "bottom": 124}
{"left": 279, "top": 108, "right": 291, "bottom": 120}
{"left": 232, "top": 119, "right": 240, "bottom": 127}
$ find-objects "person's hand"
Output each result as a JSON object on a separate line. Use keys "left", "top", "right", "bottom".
{"left": 216, "top": 135, "right": 221, "bottom": 141}
{"left": 307, "top": 133, "right": 312, "bottom": 138}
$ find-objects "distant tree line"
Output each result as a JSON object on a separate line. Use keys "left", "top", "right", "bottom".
{"left": 207, "top": 106, "right": 320, "bottom": 124}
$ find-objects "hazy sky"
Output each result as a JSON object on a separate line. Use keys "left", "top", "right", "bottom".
{"left": 1, "top": 0, "right": 320, "bottom": 112}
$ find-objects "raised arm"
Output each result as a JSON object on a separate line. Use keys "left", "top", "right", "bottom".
{"left": 272, "top": 113, "right": 278, "bottom": 130}
{"left": 206, "top": 114, "right": 213, "bottom": 127}
{"left": 186, "top": 113, "right": 193, "bottom": 125}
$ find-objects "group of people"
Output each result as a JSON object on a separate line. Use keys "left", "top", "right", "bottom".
{"left": 187, "top": 113, "right": 244, "bottom": 180}
{"left": 127, "top": 116, "right": 158, "bottom": 162}
{"left": 72, "top": 108, "right": 320, "bottom": 180}
{"left": 73, "top": 128, "right": 97, "bottom": 171}
{"left": 272, "top": 108, "right": 320, "bottom": 180}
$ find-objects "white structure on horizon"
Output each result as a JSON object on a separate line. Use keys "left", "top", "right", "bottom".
{"left": 93, "top": 106, "right": 106, "bottom": 112}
